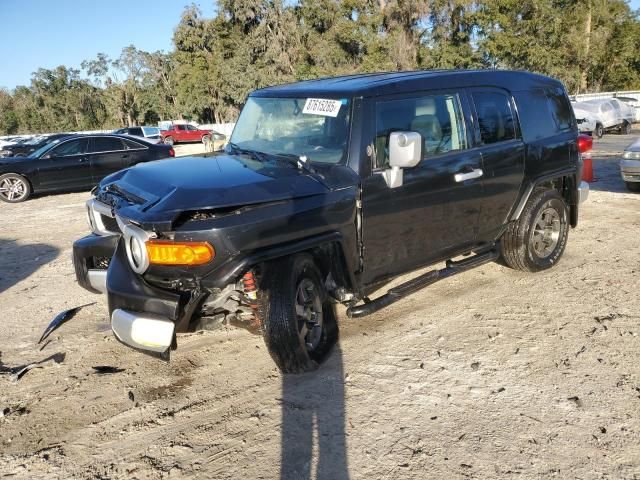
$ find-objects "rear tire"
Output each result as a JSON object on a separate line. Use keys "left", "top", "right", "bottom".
{"left": 0, "top": 173, "right": 31, "bottom": 203}
{"left": 625, "top": 181, "right": 640, "bottom": 193}
{"left": 622, "top": 121, "right": 632, "bottom": 135}
{"left": 257, "top": 254, "right": 338, "bottom": 374}
{"left": 164, "top": 136, "right": 174, "bottom": 146}
{"left": 500, "top": 189, "right": 569, "bottom": 272}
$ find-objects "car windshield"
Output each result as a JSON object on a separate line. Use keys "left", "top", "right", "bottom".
{"left": 229, "top": 96, "right": 352, "bottom": 164}
{"left": 142, "top": 127, "right": 160, "bottom": 136}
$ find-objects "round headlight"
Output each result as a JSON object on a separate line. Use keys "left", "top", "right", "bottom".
{"left": 129, "top": 235, "right": 144, "bottom": 269}
{"left": 123, "top": 224, "right": 151, "bottom": 274}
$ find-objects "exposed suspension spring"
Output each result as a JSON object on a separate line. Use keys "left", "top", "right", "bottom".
{"left": 242, "top": 270, "right": 260, "bottom": 329}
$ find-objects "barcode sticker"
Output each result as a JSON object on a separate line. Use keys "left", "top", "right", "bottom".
{"left": 302, "top": 98, "right": 342, "bottom": 117}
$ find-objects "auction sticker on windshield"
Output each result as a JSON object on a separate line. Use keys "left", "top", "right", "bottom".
{"left": 302, "top": 98, "right": 342, "bottom": 117}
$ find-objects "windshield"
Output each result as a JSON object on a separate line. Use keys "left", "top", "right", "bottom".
{"left": 229, "top": 96, "right": 351, "bottom": 164}
{"left": 142, "top": 127, "right": 160, "bottom": 136}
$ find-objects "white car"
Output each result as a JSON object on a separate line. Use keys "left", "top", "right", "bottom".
{"left": 572, "top": 99, "right": 635, "bottom": 138}
{"left": 620, "top": 137, "right": 640, "bottom": 192}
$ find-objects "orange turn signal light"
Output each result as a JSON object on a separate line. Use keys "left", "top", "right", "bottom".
{"left": 146, "top": 240, "right": 214, "bottom": 266}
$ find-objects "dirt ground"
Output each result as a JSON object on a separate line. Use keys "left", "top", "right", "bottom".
{"left": 1, "top": 132, "right": 639, "bottom": 480}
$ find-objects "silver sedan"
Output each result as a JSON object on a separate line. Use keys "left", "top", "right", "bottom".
{"left": 620, "top": 137, "right": 640, "bottom": 192}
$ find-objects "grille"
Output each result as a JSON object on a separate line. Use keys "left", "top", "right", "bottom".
{"left": 101, "top": 214, "right": 120, "bottom": 233}
{"left": 92, "top": 256, "right": 111, "bottom": 269}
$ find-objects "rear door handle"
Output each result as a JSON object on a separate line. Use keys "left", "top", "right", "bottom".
{"left": 454, "top": 168, "right": 483, "bottom": 183}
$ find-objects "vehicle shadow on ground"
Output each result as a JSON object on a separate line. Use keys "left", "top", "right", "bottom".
{"left": 0, "top": 238, "right": 59, "bottom": 294}
{"left": 280, "top": 343, "right": 349, "bottom": 480}
{"left": 589, "top": 155, "right": 629, "bottom": 193}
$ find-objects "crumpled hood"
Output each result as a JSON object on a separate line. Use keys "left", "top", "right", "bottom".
{"left": 99, "top": 154, "right": 331, "bottom": 227}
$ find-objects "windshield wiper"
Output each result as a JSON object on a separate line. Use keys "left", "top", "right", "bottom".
{"left": 270, "top": 152, "right": 318, "bottom": 175}
{"left": 226, "top": 142, "right": 268, "bottom": 162}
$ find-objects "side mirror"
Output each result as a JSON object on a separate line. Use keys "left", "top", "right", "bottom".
{"left": 381, "top": 131, "right": 422, "bottom": 188}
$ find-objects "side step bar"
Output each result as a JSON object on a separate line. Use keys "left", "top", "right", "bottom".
{"left": 346, "top": 248, "right": 499, "bottom": 318}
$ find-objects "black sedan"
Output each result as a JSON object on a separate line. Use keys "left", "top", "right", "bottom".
{"left": 0, "top": 133, "right": 70, "bottom": 158}
{"left": 0, "top": 134, "right": 174, "bottom": 202}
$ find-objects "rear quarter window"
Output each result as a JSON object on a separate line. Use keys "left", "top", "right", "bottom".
{"left": 514, "top": 87, "right": 575, "bottom": 142}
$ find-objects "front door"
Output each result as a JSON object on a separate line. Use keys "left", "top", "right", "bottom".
{"left": 37, "top": 138, "right": 91, "bottom": 190}
{"left": 361, "top": 91, "right": 484, "bottom": 285}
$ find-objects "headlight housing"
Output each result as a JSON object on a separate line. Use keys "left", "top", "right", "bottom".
{"left": 123, "top": 224, "right": 152, "bottom": 274}
{"left": 622, "top": 151, "right": 640, "bottom": 160}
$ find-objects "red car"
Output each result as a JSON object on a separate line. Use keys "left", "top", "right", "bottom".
{"left": 161, "top": 124, "right": 213, "bottom": 145}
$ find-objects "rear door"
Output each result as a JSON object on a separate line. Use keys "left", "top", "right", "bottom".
{"left": 121, "top": 137, "right": 150, "bottom": 166}
{"left": 468, "top": 89, "right": 525, "bottom": 243}
{"left": 37, "top": 138, "right": 91, "bottom": 189}
{"left": 361, "top": 91, "right": 483, "bottom": 284}
{"left": 185, "top": 124, "right": 201, "bottom": 141}
{"left": 89, "top": 136, "right": 129, "bottom": 182}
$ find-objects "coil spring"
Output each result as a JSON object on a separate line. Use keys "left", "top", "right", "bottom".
{"left": 242, "top": 271, "right": 260, "bottom": 329}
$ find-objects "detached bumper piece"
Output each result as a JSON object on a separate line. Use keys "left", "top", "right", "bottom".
{"left": 111, "top": 309, "right": 175, "bottom": 360}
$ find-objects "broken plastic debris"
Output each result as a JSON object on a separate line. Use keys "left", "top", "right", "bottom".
{"left": 37, "top": 303, "right": 96, "bottom": 345}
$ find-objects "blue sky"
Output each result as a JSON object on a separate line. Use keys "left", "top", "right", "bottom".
{"left": 0, "top": 0, "right": 216, "bottom": 90}
{"left": 0, "top": 0, "right": 639, "bottom": 91}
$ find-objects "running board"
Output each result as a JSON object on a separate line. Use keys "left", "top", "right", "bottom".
{"left": 346, "top": 249, "right": 499, "bottom": 318}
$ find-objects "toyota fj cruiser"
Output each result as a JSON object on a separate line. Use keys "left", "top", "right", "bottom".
{"left": 72, "top": 70, "right": 590, "bottom": 373}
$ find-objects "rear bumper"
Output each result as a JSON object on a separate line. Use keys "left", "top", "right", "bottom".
{"left": 620, "top": 159, "right": 640, "bottom": 183}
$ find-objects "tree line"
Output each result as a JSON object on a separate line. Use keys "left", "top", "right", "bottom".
{"left": 1, "top": 0, "right": 639, "bottom": 135}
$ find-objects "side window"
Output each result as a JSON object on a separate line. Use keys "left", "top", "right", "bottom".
{"left": 513, "top": 89, "right": 556, "bottom": 142}
{"left": 90, "top": 137, "right": 126, "bottom": 153}
{"left": 546, "top": 87, "right": 574, "bottom": 131}
{"left": 186, "top": 125, "right": 197, "bottom": 131}
{"left": 472, "top": 91, "right": 516, "bottom": 145}
{"left": 124, "top": 138, "right": 146, "bottom": 149}
{"left": 375, "top": 93, "right": 467, "bottom": 168}
{"left": 176, "top": 125, "right": 186, "bottom": 131}
{"left": 129, "top": 127, "right": 143, "bottom": 136}
{"left": 49, "top": 139, "right": 87, "bottom": 156}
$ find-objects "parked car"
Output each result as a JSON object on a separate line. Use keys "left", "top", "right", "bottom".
{"left": 0, "top": 133, "right": 69, "bottom": 158}
{"left": 0, "top": 134, "right": 174, "bottom": 203}
{"left": 620, "top": 137, "right": 640, "bottom": 192}
{"left": 616, "top": 96, "right": 640, "bottom": 123}
{"left": 572, "top": 103, "right": 599, "bottom": 137}
{"left": 572, "top": 98, "right": 635, "bottom": 137}
{"left": 160, "top": 124, "right": 218, "bottom": 145}
{"left": 113, "top": 126, "right": 162, "bottom": 143}
{"left": 71, "top": 70, "right": 588, "bottom": 372}
{"left": 0, "top": 136, "right": 31, "bottom": 149}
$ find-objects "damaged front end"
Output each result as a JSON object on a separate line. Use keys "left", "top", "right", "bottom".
{"left": 73, "top": 195, "right": 262, "bottom": 360}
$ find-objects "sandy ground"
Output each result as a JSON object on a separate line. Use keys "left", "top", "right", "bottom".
{"left": 0, "top": 132, "right": 639, "bottom": 480}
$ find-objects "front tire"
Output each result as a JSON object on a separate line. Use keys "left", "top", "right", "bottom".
{"left": 625, "top": 181, "right": 640, "bottom": 193}
{"left": 500, "top": 189, "right": 569, "bottom": 272}
{"left": 258, "top": 254, "right": 338, "bottom": 374}
{"left": 164, "top": 136, "right": 174, "bottom": 146}
{"left": 0, "top": 173, "right": 31, "bottom": 203}
{"left": 595, "top": 123, "right": 604, "bottom": 138}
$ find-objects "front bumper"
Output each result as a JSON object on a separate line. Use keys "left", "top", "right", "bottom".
{"left": 73, "top": 234, "right": 185, "bottom": 358}
{"left": 620, "top": 159, "right": 640, "bottom": 183}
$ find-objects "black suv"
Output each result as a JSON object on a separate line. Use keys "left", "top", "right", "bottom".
{"left": 72, "top": 70, "right": 589, "bottom": 373}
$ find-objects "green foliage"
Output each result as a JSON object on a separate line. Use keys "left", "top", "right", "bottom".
{"left": 1, "top": 0, "right": 639, "bottom": 134}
